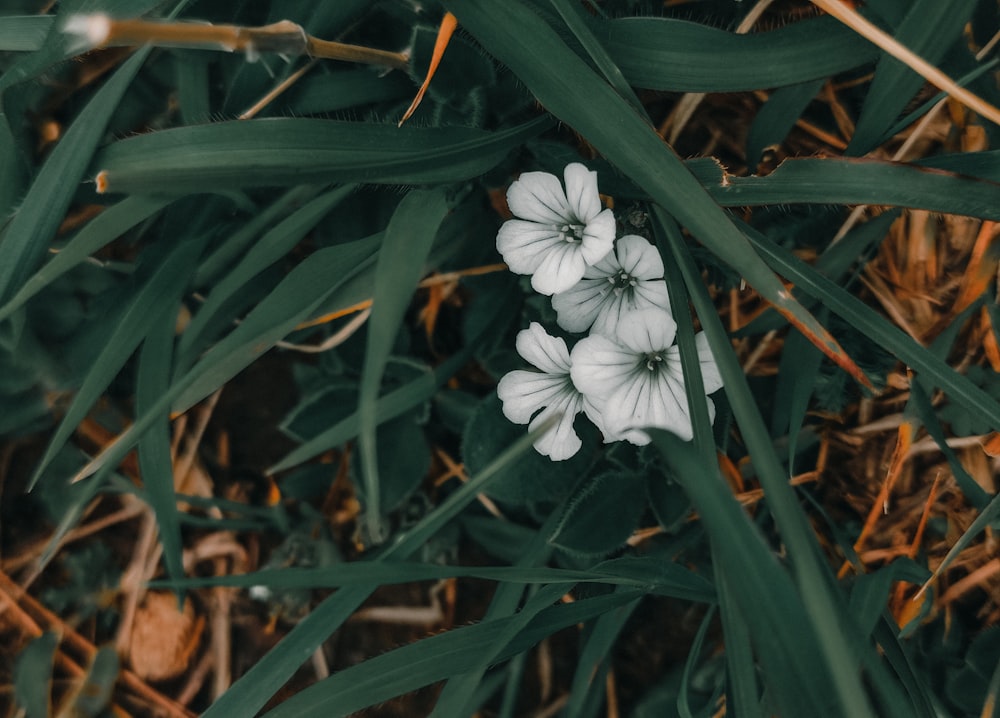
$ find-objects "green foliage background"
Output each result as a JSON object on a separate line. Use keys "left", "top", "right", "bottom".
{"left": 2, "top": 0, "right": 999, "bottom": 716}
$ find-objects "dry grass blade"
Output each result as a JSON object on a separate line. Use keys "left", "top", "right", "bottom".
{"left": 65, "top": 15, "right": 409, "bottom": 69}
{"left": 810, "top": 0, "right": 1000, "bottom": 126}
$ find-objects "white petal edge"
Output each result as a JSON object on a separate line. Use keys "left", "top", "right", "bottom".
{"left": 497, "top": 370, "right": 569, "bottom": 425}
{"left": 506, "top": 171, "right": 571, "bottom": 225}
{"left": 528, "top": 395, "right": 583, "bottom": 460}
{"left": 515, "top": 322, "right": 571, "bottom": 374}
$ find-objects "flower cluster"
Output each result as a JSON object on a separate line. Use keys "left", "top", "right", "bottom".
{"left": 495, "top": 164, "right": 723, "bottom": 460}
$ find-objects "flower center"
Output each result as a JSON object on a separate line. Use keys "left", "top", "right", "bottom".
{"left": 606, "top": 269, "right": 638, "bottom": 296}
{"left": 644, "top": 352, "right": 666, "bottom": 372}
{"left": 558, "top": 223, "right": 585, "bottom": 243}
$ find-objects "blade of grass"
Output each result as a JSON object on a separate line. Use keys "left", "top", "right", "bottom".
{"left": 92, "top": 116, "right": 552, "bottom": 194}
{"left": 662, "top": 243, "right": 763, "bottom": 716}
{"left": 0, "top": 47, "right": 151, "bottom": 305}
{"left": 650, "top": 429, "right": 854, "bottom": 717}
{"left": 30, "top": 236, "right": 201, "bottom": 489}
{"left": 846, "top": 0, "right": 979, "bottom": 154}
{"left": 699, "top": 157, "right": 1000, "bottom": 221}
{"left": 0, "top": 196, "right": 170, "bottom": 322}
{"left": 157, "top": 558, "right": 713, "bottom": 598}
{"left": 655, "top": 212, "right": 876, "bottom": 717}
{"left": 201, "top": 418, "right": 558, "bottom": 718}
{"left": 260, "top": 588, "right": 642, "bottom": 718}
{"left": 811, "top": 0, "right": 1000, "bottom": 131}
{"left": 601, "top": 14, "right": 879, "bottom": 92}
{"left": 175, "top": 184, "right": 353, "bottom": 374}
{"left": 741, "top": 222, "right": 1000, "bottom": 435}
{"left": 136, "top": 302, "right": 185, "bottom": 588}
{"left": 565, "top": 593, "right": 641, "bottom": 718}
{"left": 358, "top": 188, "right": 450, "bottom": 542}
{"left": 547, "top": 0, "right": 644, "bottom": 115}
{"left": 68, "top": 236, "right": 382, "bottom": 486}
{"left": 0, "top": 16, "right": 54, "bottom": 52}
{"left": 430, "top": 495, "right": 565, "bottom": 715}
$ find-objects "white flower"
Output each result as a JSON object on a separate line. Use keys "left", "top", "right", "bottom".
{"left": 551, "top": 234, "right": 671, "bottom": 337}
{"left": 496, "top": 323, "right": 600, "bottom": 460}
{"left": 496, "top": 163, "right": 616, "bottom": 296}
{"left": 569, "top": 308, "right": 723, "bottom": 445}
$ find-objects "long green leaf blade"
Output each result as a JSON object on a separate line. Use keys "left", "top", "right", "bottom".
{"left": 0, "top": 48, "right": 150, "bottom": 304}
{"left": 358, "top": 188, "right": 449, "bottom": 541}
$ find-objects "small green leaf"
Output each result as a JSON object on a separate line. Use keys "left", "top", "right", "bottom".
{"left": 14, "top": 632, "right": 57, "bottom": 718}
{"left": 550, "top": 471, "right": 646, "bottom": 556}
{"left": 462, "top": 394, "right": 592, "bottom": 506}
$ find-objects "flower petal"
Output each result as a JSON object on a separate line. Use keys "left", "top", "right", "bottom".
{"left": 613, "top": 307, "right": 676, "bottom": 354}
{"left": 570, "top": 333, "right": 640, "bottom": 400}
{"left": 604, "top": 368, "right": 693, "bottom": 444}
{"left": 515, "top": 322, "right": 571, "bottom": 374}
{"left": 695, "top": 332, "right": 724, "bottom": 394}
{"left": 497, "top": 370, "right": 569, "bottom": 425}
{"left": 496, "top": 220, "right": 562, "bottom": 275}
{"left": 579, "top": 208, "right": 616, "bottom": 265}
{"left": 552, "top": 278, "right": 611, "bottom": 333}
{"left": 587, "top": 280, "right": 669, "bottom": 339}
{"left": 506, "top": 170, "right": 571, "bottom": 225}
{"left": 528, "top": 393, "right": 583, "bottom": 460}
{"left": 616, "top": 234, "right": 664, "bottom": 280}
{"left": 530, "top": 242, "right": 587, "bottom": 295}
{"left": 562, "top": 163, "right": 602, "bottom": 222}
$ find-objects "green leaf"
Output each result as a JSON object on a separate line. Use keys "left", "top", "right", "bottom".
{"left": 649, "top": 430, "right": 859, "bottom": 718}
{"left": 30, "top": 236, "right": 201, "bottom": 488}
{"left": 357, "top": 415, "right": 430, "bottom": 513}
{"left": 175, "top": 51, "right": 211, "bottom": 125}
{"left": 0, "top": 15, "right": 53, "bottom": 52}
{"left": 175, "top": 184, "right": 354, "bottom": 374}
{"left": 69, "top": 647, "right": 119, "bottom": 718}
{"left": 743, "top": 224, "right": 1000, "bottom": 436}
{"left": 260, "top": 590, "right": 643, "bottom": 718}
{"left": 0, "top": 196, "right": 170, "bottom": 323}
{"left": 172, "top": 235, "right": 381, "bottom": 413}
{"left": 0, "top": 47, "right": 151, "bottom": 304}
{"left": 602, "top": 15, "right": 880, "bottom": 92}
{"left": 287, "top": 69, "right": 412, "bottom": 115}
{"left": 699, "top": 157, "right": 1000, "bottom": 221}
{"left": 657, "top": 213, "right": 921, "bottom": 718}
{"left": 92, "top": 116, "right": 552, "bottom": 194}
{"left": 847, "top": 0, "right": 979, "bottom": 154}
{"left": 745, "top": 80, "right": 824, "bottom": 168}
{"left": 550, "top": 471, "right": 646, "bottom": 556}
{"left": 136, "top": 303, "right": 185, "bottom": 588}
{"left": 462, "top": 394, "right": 592, "bottom": 506}
{"left": 14, "top": 632, "right": 57, "bottom": 718}
{"left": 358, "top": 187, "right": 450, "bottom": 540}
{"left": 201, "top": 415, "right": 550, "bottom": 718}
{"left": 269, "top": 352, "right": 462, "bottom": 475}
{"left": 547, "top": 0, "right": 643, "bottom": 114}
